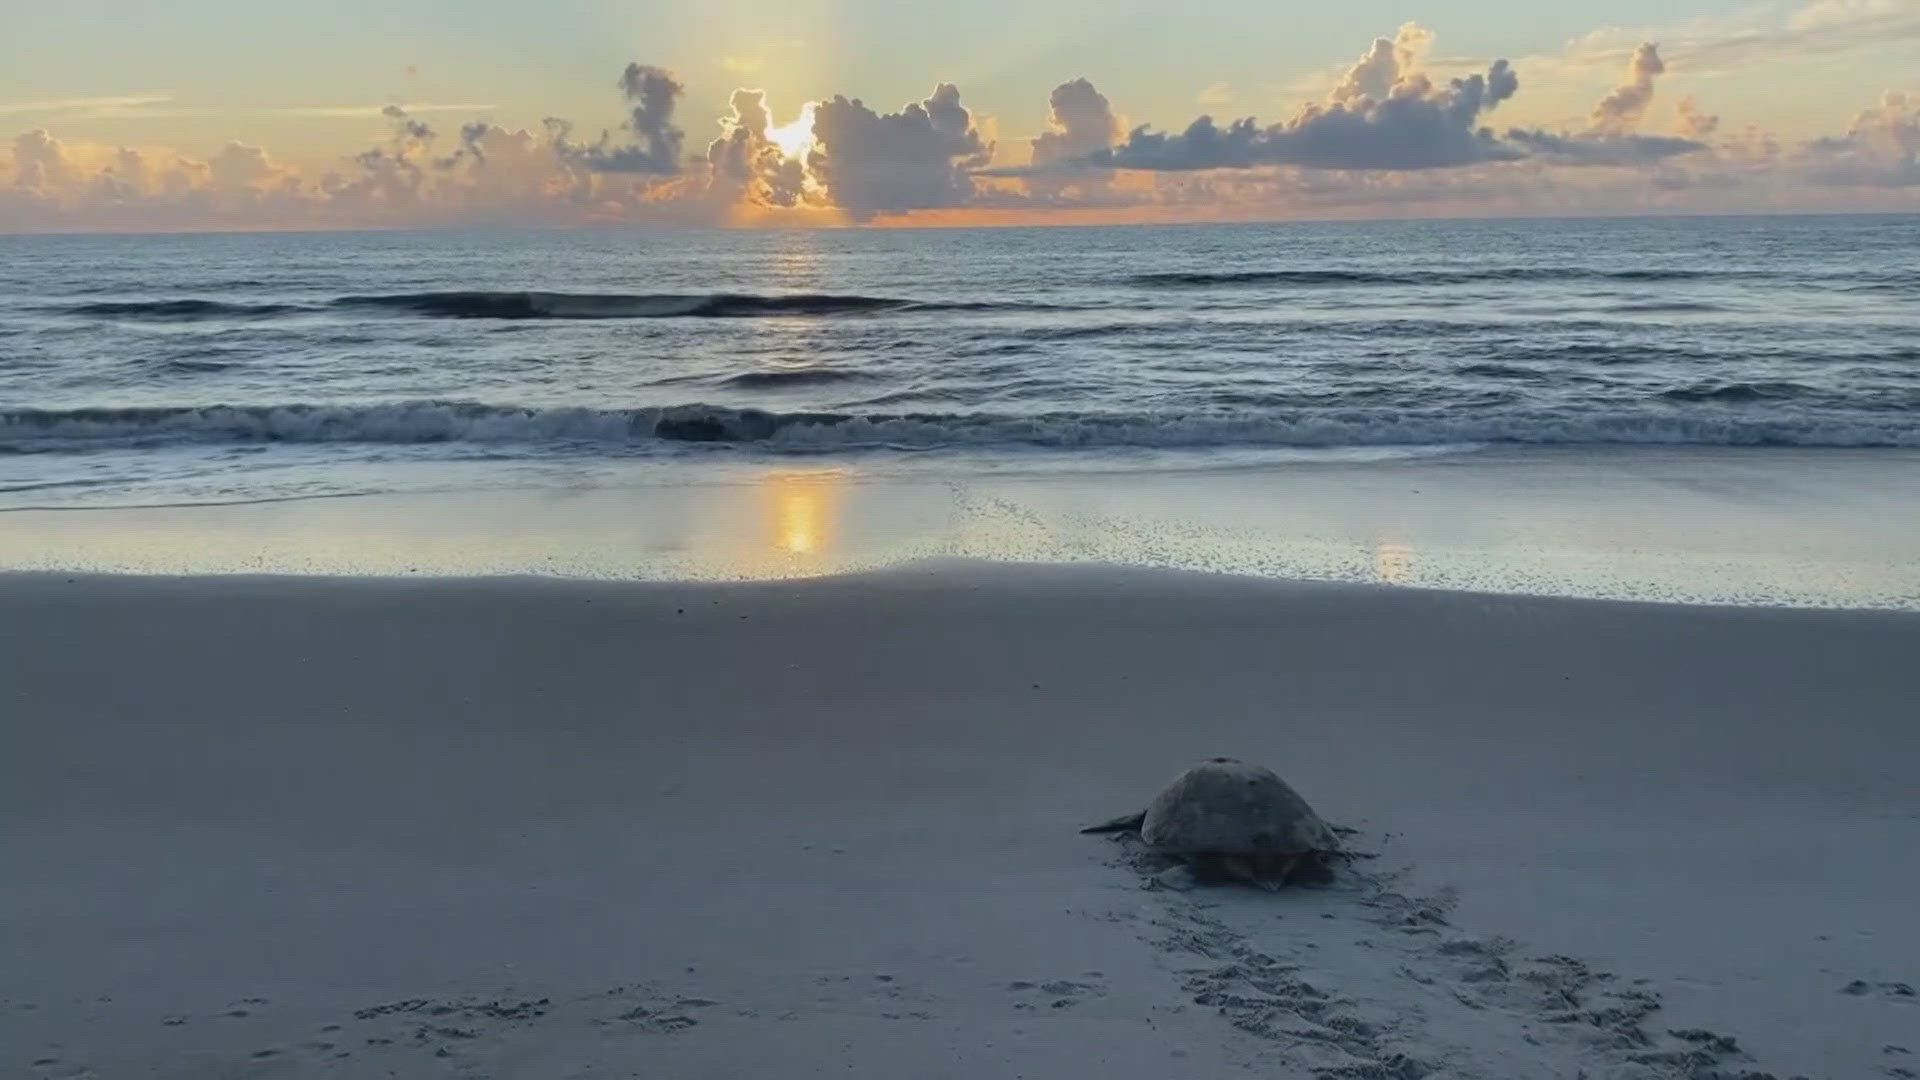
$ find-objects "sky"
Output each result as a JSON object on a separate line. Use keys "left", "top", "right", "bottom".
{"left": 2, "top": 0, "right": 1916, "bottom": 230}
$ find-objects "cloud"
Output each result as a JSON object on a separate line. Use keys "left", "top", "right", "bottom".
{"left": 1498, "top": 42, "right": 1704, "bottom": 167}
{"left": 555, "top": 64, "right": 688, "bottom": 174}
{"left": 1590, "top": 43, "right": 1665, "bottom": 134}
{"left": 274, "top": 103, "right": 499, "bottom": 118}
{"left": 706, "top": 87, "right": 770, "bottom": 182}
{"left": 805, "top": 83, "right": 991, "bottom": 217}
{"left": 1689, "top": 0, "right": 1920, "bottom": 70}
{"left": 1031, "top": 78, "right": 1119, "bottom": 169}
{"left": 1005, "top": 77, "right": 1124, "bottom": 198}
{"left": 1098, "top": 27, "right": 1520, "bottom": 172}
{"left": 381, "top": 104, "right": 434, "bottom": 144}
{"left": 1197, "top": 82, "right": 1237, "bottom": 108}
{"left": 1802, "top": 89, "right": 1920, "bottom": 186}
{"left": 1504, "top": 129, "right": 1706, "bottom": 166}
{"left": 4, "top": 28, "right": 1916, "bottom": 231}
{"left": 11, "top": 129, "right": 75, "bottom": 189}
{"left": 207, "top": 141, "right": 297, "bottom": 193}
{"left": 313, "top": 105, "right": 444, "bottom": 208}
{"left": 1541, "top": 0, "right": 1920, "bottom": 81}
{"left": 0, "top": 95, "right": 173, "bottom": 117}
{"left": 1675, "top": 97, "right": 1720, "bottom": 141}
{"left": 704, "top": 88, "right": 807, "bottom": 206}
{"left": 1331, "top": 24, "right": 1435, "bottom": 105}
{"left": 613, "top": 63, "right": 686, "bottom": 167}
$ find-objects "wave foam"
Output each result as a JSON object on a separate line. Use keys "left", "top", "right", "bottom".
{"left": 4, "top": 401, "right": 1916, "bottom": 452}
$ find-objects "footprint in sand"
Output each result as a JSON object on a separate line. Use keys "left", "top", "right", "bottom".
{"left": 1131, "top": 861, "right": 1783, "bottom": 1080}
{"left": 319, "top": 993, "right": 556, "bottom": 1067}
{"left": 1006, "top": 977, "right": 1108, "bottom": 1011}
{"left": 597, "top": 991, "right": 720, "bottom": 1033}
{"left": 803, "top": 973, "right": 935, "bottom": 1019}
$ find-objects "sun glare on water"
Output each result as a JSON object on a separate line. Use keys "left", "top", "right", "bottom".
{"left": 766, "top": 102, "right": 817, "bottom": 159}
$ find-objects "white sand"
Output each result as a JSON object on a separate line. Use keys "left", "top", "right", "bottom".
{"left": 3, "top": 564, "right": 1917, "bottom": 1078}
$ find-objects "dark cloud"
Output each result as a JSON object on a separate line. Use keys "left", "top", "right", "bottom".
{"left": 434, "top": 120, "right": 496, "bottom": 169}
{"left": 330, "top": 105, "right": 439, "bottom": 203}
{"left": 1099, "top": 61, "right": 1520, "bottom": 172}
{"left": 554, "top": 64, "right": 688, "bottom": 174}
{"left": 980, "top": 28, "right": 1714, "bottom": 181}
{"left": 1504, "top": 129, "right": 1706, "bottom": 166}
{"left": 1079, "top": 27, "right": 1517, "bottom": 172}
{"left": 611, "top": 63, "right": 685, "bottom": 168}
{"left": 806, "top": 83, "right": 991, "bottom": 217}
{"left": 381, "top": 104, "right": 435, "bottom": 144}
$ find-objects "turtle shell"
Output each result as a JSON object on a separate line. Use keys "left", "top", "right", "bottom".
{"left": 1140, "top": 758, "right": 1337, "bottom": 858}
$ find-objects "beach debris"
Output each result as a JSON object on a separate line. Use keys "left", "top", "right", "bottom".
{"left": 1082, "top": 758, "right": 1343, "bottom": 889}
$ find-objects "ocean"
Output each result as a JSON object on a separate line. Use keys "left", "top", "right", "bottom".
{"left": 1, "top": 214, "right": 1916, "bottom": 509}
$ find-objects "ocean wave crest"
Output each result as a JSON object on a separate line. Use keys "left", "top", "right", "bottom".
{"left": 1658, "top": 380, "right": 1815, "bottom": 403}
{"left": 717, "top": 368, "right": 866, "bottom": 388}
{"left": 60, "top": 299, "right": 318, "bottom": 320}
{"left": 4, "top": 401, "right": 1917, "bottom": 452}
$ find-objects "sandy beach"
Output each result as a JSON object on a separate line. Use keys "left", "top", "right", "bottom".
{"left": 4, "top": 563, "right": 1916, "bottom": 1078}
{"left": 8, "top": 8, "right": 1920, "bottom": 1076}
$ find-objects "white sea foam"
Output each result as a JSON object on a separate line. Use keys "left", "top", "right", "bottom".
{"left": 4, "top": 401, "right": 1918, "bottom": 452}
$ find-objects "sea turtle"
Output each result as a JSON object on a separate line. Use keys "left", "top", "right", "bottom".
{"left": 1082, "top": 758, "right": 1342, "bottom": 889}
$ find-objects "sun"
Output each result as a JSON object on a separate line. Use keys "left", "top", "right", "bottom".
{"left": 765, "top": 102, "right": 818, "bottom": 160}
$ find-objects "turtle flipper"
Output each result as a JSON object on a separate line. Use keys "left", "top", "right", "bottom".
{"left": 1219, "top": 855, "right": 1283, "bottom": 892}
{"left": 1080, "top": 811, "right": 1146, "bottom": 835}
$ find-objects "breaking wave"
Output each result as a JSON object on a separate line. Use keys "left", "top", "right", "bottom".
{"left": 4, "top": 401, "right": 1916, "bottom": 452}
{"left": 55, "top": 291, "right": 1058, "bottom": 321}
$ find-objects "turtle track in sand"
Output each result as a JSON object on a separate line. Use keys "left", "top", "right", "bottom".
{"left": 1102, "top": 834, "right": 1797, "bottom": 1080}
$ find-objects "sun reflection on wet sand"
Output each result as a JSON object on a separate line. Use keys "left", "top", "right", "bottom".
{"left": 1374, "top": 539, "right": 1416, "bottom": 585}
{"left": 754, "top": 468, "right": 847, "bottom": 568}
{"left": 1, "top": 451, "right": 1915, "bottom": 608}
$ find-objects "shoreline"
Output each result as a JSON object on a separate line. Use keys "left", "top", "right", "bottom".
{"left": 4, "top": 564, "right": 1916, "bottom": 1077}
{"left": 3, "top": 445, "right": 1918, "bottom": 611}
